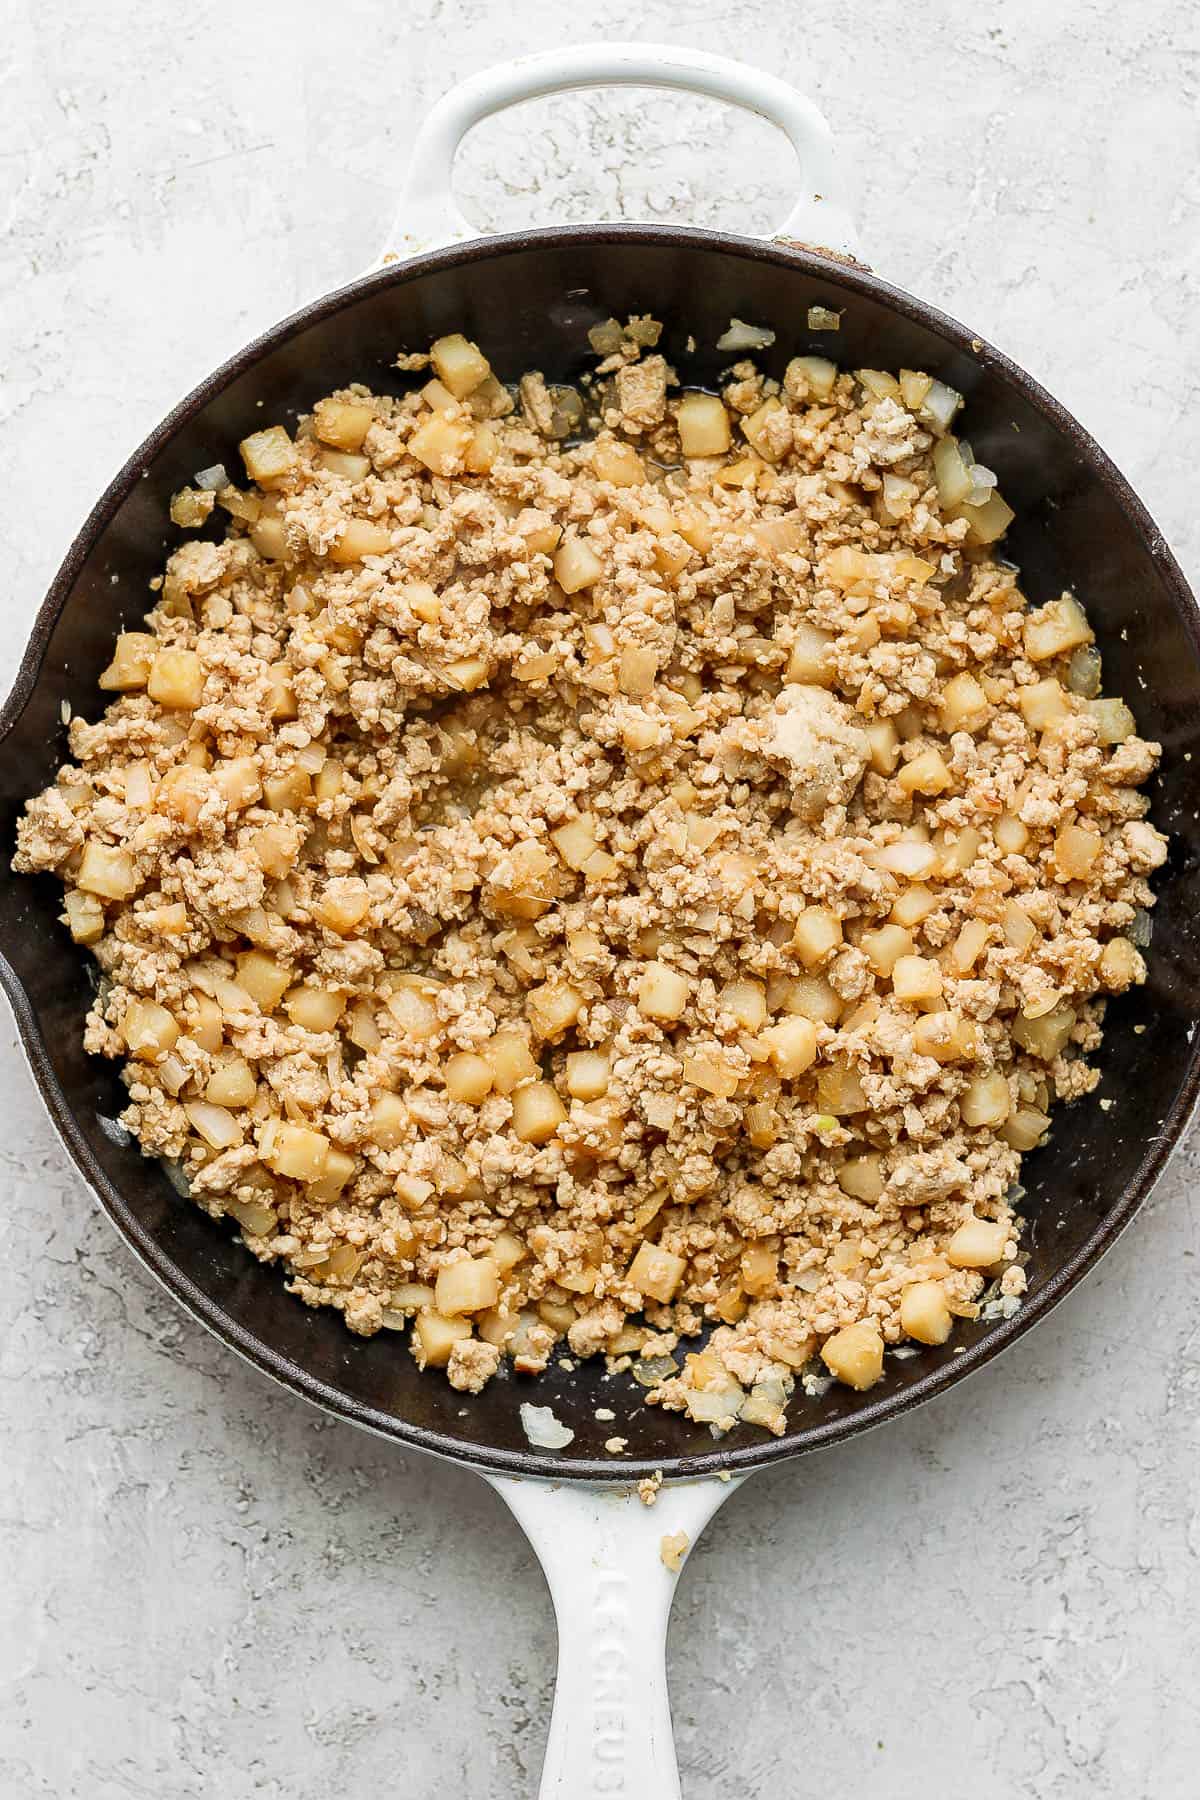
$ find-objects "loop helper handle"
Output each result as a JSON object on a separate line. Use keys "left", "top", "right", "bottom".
{"left": 376, "top": 43, "right": 859, "bottom": 265}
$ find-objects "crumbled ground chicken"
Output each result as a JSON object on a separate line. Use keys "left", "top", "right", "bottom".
{"left": 13, "top": 320, "right": 1165, "bottom": 1436}
{"left": 660, "top": 1530, "right": 689, "bottom": 1571}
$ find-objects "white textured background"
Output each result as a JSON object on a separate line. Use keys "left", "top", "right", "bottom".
{"left": 3, "top": 3, "right": 1199, "bottom": 1795}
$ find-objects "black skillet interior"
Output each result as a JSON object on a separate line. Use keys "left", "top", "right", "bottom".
{"left": 2, "top": 227, "right": 1197, "bottom": 1482}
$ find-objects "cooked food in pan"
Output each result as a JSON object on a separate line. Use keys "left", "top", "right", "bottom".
{"left": 14, "top": 318, "right": 1166, "bottom": 1434}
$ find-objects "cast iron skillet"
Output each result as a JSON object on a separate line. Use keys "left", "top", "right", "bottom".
{"left": 2, "top": 44, "right": 1198, "bottom": 1798}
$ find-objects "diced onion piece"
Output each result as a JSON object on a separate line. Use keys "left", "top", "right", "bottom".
{"left": 815, "top": 1062, "right": 868, "bottom": 1115}
{"left": 1002, "top": 900, "right": 1038, "bottom": 951}
{"left": 958, "top": 492, "right": 1014, "bottom": 546}
{"left": 932, "top": 437, "right": 973, "bottom": 508}
{"left": 899, "top": 369, "right": 932, "bottom": 409}
{"left": 716, "top": 318, "right": 776, "bottom": 351}
{"left": 951, "top": 919, "right": 991, "bottom": 974}
{"left": 186, "top": 1101, "right": 243, "bottom": 1150}
{"left": 857, "top": 368, "right": 901, "bottom": 401}
{"left": 935, "top": 825, "right": 982, "bottom": 878}
{"left": 226, "top": 1196, "right": 277, "bottom": 1237}
{"left": 918, "top": 378, "right": 962, "bottom": 434}
{"left": 824, "top": 545, "right": 882, "bottom": 590}
{"left": 874, "top": 839, "right": 938, "bottom": 879}
{"left": 1066, "top": 644, "right": 1103, "bottom": 698}
{"left": 881, "top": 473, "right": 919, "bottom": 519}
{"left": 219, "top": 484, "right": 260, "bottom": 522}
{"left": 676, "top": 506, "right": 715, "bottom": 552}
{"left": 682, "top": 1051, "right": 741, "bottom": 1098}
{"left": 519, "top": 1403, "right": 575, "bottom": 1449}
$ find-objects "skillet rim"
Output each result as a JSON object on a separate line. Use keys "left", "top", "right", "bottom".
{"left": 3, "top": 221, "right": 1198, "bottom": 1484}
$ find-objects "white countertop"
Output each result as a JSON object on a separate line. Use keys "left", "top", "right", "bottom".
{"left": 3, "top": 3, "right": 1198, "bottom": 1793}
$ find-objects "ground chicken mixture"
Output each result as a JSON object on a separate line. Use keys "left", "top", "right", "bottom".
{"left": 14, "top": 318, "right": 1167, "bottom": 1437}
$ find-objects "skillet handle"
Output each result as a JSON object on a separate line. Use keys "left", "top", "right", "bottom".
{"left": 486, "top": 1471, "right": 743, "bottom": 1799}
{"left": 376, "top": 44, "right": 858, "bottom": 266}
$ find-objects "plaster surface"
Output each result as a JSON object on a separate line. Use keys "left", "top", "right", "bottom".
{"left": 2, "top": 3, "right": 1199, "bottom": 1793}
